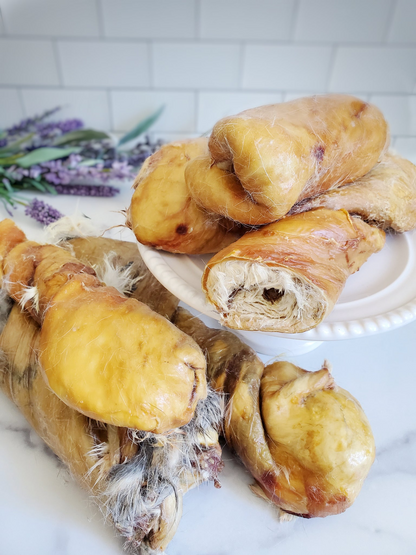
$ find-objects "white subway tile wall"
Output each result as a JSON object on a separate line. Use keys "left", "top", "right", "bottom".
{"left": 0, "top": 39, "right": 59, "bottom": 86}
{"left": 200, "top": 0, "right": 296, "bottom": 41}
{"left": 153, "top": 43, "right": 241, "bottom": 89}
{"left": 21, "top": 89, "right": 111, "bottom": 130}
{"left": 388, "top": 0, "right": 416, "bottom": 43}
{"left": 294, "top": 0, "right": 392, "bottom": 43}
{"left": 110, "top": 90, "right": 196, "bottom": 133}
{"left": 101, "top": 0, "right": 196, "bottom": 39}
{"left": 0, "top": 0, "right": 415, "bottom": 154}
{"left": 0, "top": 0, "right": 100, "bottom": 38}
{"left": 243, "top": 45, "right": 332, "bottom": 90}
{"left": 0, "top": 88, "right": 24, "bottom": 127}
{"left": 197, "top": 92, "right": 284, "bottom": 133}
{"left": 57, "top": 41, "right": 150, "bottom": 88}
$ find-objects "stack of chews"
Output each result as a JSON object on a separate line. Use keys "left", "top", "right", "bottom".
{"left": 1, "top": 94, "right": 415, "bottom": 553}
{"left": 127, "top": 94, "right": 416, "bottom": 333}
{"left": 0, "top": 221, "right": 377, "bottom": 552}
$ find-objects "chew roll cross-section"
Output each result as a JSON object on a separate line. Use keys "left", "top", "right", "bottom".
{"left": 186, "top": 95, "right": 389, "bottom": 225}
{"left": 290, "top": 152, "right": 416, "bottom": 233}
{"left": 127, "top": 138, "right": 242, "bottom": 254}
{"left": 0, "top": 219, "right": 206, "bottom": 433}
{"left": 202, "top": 209, "right": 385, "bottom": 333}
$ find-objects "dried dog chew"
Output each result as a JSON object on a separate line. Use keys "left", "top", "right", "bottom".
{"left": 186, "top": 94, "right": 388, "bottom": 225}
{"left": 0, "top": 219, "right": 207, "bottom": 433}
{"left": 0, "top": 240, "right": 222, "bottom": 552}
{"left": 202, "top": 208, "right": 385, "bottom": 333}
{"left": 173, "top": 307, "right": 375, "bottom": 518}
{"left": 67, "top": 235, "right": 179, "bottom": 320}
{"left": 127, "top": 138, "right": 243, "bottom": 254}
{"left": 290, "top": 152, "right": 416, "bottom": 233}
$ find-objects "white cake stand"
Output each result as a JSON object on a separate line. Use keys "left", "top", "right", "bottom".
{"left": 138, "top": 230, "right": 416, "bottom": 356}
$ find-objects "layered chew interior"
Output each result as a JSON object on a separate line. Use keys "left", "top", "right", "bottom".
{"left": 202, "top": 209, "right": 386, "bottom": 333}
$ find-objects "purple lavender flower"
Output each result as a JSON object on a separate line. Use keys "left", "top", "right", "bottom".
{"left": 40, "top": 155, "right": 135, "bottom": 185}
{"left": 36, "top": 118, "right": 83, "bottom": 140}
{"left": 54, "top": 184, "right": 120, "bottom": 197}
{"left": 24, "top": 198, "right": 63, "bottom": 225}
{"left": 0, "top": 138, "right": 7, "bottom": 148}
{"left": 108, "top": 160, "right": 134, "bottom": 180}
{"left": 6, "top": 107, "right": 61, "bottom": 136}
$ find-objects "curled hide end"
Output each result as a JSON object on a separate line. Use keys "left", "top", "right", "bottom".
{"left": 258, "top": 361, "right": 375, "bottom": 517}
{"left": 99, "top": 388, "right": 223, "bottom": 552}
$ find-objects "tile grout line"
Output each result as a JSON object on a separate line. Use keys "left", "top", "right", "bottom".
{"left": 148, "top": 40, "right": 154, "bottom": 89}
{"left": 51, "top": 39, "right": 64, "bottom": 87}
{"left": 289, "top": 0, "right": 300, "bottom": 41}
{"left": 17, "top": 88, "right": 27, "bottom": 117}
{"left": 239, "top": 42, "right": 246, "bottom": 90}
{"left": 382, "top": 0, "right": 399, "bottom": 43}
{"left": 1, "top": 35, "right": 416, "bottom": 48}
{"left": 0, "top": 5, "right": 6, "bottom": 35}
{"left": 96, "top": 0, "right": 105, "bottom": 38}
{"left": 194, "top": 91, "right": 199, "bottom": 134}
{"left": 325, "top": 44, "right": 338, "bottom": 93}
{"left": 195, "top": 0, "right": 201, "bottom": 40}
{"left": 106, "top": 89, "right": 114, "bottom": 132}
{"left": 1, "top": 84, "right": 416, "bottom": 96}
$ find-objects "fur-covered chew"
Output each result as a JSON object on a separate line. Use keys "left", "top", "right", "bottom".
{"left": 67, "top": 236, "right": 179, "bottom": 320}
{"left": 0, "top": 219, "right": 207, "bottom": 433}
{"left": 202, "top": 209, "right": 386, "bottom": 333}
{"left": 173, "top": 307, "right": 375, "bottom": 518}
{"left": 127, "top": 139, "right": 243, "bottom": 254}
{"left": 186, "top": 94, "right": 389, "bottom": 225}
{"left": 290, "top": 152, "right": 416, "bottom": 233}
{"left": 0, "top": 234, "right": 223, "bottom": 553}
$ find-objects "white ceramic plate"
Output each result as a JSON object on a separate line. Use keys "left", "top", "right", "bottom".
{"left": 138, "top": 230, "right": 416, "bottom": 351}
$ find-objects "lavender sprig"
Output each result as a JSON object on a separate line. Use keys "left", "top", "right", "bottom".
{"left": 54, "top": 184, "right": 120, "bottom": 197}
{"left": 41, "top": 155, "right": 136, "bottom": 185}
{"left": 1, "top": 106, "right": 164, "bottom": 224}
{"left": 6, "top": 107, "right": 62, "bottom": 136}
{"left": 24, "top": 198, "right": 63, "bottom": 225}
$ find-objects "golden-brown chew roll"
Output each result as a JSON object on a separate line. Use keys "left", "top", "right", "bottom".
{"left": 0, "top": 220, "right": 207, "bottom": 433}
{"left": 0, "top": 274, "right": 222, "bottom": 552}
{"left": 68, "top": 236, "right": 179, "bottom": 320}
{"left": 186, "top": 95, "right": 389, "bottom": 225}
{"left": 290, "top": 152, "right": 416, "bottom": 233}
{"left": 127, "top": 139, "right": 243, "bottom": 254}
{"left": 258, "top": 361, "right": 375, "bottom": 517}
{"left": 202, "top": 209, "right": 385, "bottom": 333}
{"left": 173, "top": 307, "right": 375, "bottom": 518}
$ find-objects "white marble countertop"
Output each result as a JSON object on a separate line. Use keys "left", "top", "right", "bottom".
{"left": 1, "top": 188, "right": 415, "bottom": 555}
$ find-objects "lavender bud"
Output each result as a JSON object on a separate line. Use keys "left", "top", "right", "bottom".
{"left": 54, "top": 184, "right": 120, "bottom": 197}
{"left": 25, "top": 198, "right": 63, "bottom": 226}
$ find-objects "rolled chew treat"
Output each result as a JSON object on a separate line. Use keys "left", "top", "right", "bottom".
{"left": 0, "top": 219, "right": 206, "bottom": 433}
{"left": 186, "top": 94, "right": 389, "bottom": 225}
{"left": 290, "top": 152, "right": 416, "bottom": 233}
{"left": 173, "top": 307, "right": 375, "bottom": 518}
{"left": 67, "top": 235, "right": 179, "bottom": 320}
{"left": 202, "top": 208, "right": 386, "bottom": 333}
{"left": 127, "top": 139, "right": 243, "bottom": 254}
{"left": 0, "top": 244, "right": 222, "bottom": 552}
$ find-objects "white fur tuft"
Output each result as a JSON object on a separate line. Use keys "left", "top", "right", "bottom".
{"left": 93, "top": 387, "right": 223, "bottom": 552}
{"left": 94, "top": 253, "right": 142, "bottom": 296}
{"left": 43, "top": 214, "right": 104, "bottom": 245}
{"left": 17, "top": 285, "right": 40, "bottom": 314}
